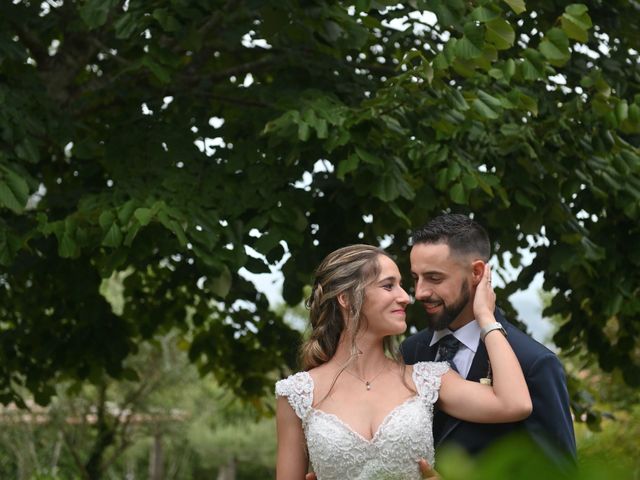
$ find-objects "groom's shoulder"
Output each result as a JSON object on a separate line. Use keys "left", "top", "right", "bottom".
{"left": 400, "top": 328, "right": 432, "bottom": 364}
{"left": 500, "top": 318, "right": 560, "bottom": 364}
{"left": 401, "top": 328, "right": 432, "bottom": 347}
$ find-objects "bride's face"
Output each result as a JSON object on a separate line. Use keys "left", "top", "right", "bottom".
{"left": 360, "top": 255, "right": 411, "bottom": 337}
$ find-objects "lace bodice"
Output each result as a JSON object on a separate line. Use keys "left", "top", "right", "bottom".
{"left": 275, "top": 361, "right": 449, "bottom": 480}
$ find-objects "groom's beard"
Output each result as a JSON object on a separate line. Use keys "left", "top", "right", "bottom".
{"left": 424, "top": 280, "right": 470, "bottom": 330}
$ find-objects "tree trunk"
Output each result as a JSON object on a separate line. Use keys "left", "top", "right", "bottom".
{"left": 84, "top": 384, "right": 115, "bottom": 480}
{"left": 148, "top": 432, "right": 164, "bottom": 480}
{"left": 51, "top": 431, "right": 63, "bottom": 474}
{"left": 216, "top": 456, "right": 236, "bottom": 480}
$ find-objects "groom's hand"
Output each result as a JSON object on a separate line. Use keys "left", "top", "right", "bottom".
{"left": 419, "top": 458, "right": 439, "bottom": 479}
{"left": 305, "top": 473, "right": 317, "bottom": 480}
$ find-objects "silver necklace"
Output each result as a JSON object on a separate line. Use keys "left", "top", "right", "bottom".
{"left": 344, "top": 364, "right": 389, "bottom": 391}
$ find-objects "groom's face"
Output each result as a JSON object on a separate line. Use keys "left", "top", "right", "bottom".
{"left": 410, "top": 242, "right": 473, "bottom": 331}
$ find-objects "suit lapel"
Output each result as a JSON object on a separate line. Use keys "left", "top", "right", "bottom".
{"left": 435, "top": 328, "right": 491, "bottom": 447}
{"left": 422, "top": 338, "right": 439, "bottom": 362}
{"left": 466, "top": 340, "right": 489, "bottom": 381}
{"left": 413, "top": 330, "right": 439, "bottom": 362}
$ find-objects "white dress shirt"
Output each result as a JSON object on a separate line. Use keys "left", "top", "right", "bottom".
{"left": 430, "top": 320, "right": 481, "bottom": 379}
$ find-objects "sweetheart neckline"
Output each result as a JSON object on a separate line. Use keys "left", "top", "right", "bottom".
{"left": 310, "top": 395, "right": 421, "bottom": 443}
{"left": 303, "top": 371, "right": 422, "bottom": 443}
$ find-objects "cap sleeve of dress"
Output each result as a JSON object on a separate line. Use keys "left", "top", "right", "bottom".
{"left": 275, "top": 371, "right": 314, "bottom": 420}
{"left": 412, "top": 361, "right": 450, "bottom": 405}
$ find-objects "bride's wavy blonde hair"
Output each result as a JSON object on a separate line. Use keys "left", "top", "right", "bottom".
{"left": 300, "top": 244, "right": 399, "bottom": 370}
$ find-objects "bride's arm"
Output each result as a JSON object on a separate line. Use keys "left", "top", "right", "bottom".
{"left": 276, "top": 396, "right": 309, "bottom": 479}
{"left": 438, "top": 265, "right": 532, "bottom": 423}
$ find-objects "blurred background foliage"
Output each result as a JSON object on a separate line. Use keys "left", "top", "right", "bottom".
{"left": 0, "top": 333, "right": 277, "bottom": 479}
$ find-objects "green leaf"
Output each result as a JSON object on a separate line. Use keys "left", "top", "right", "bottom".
{"left": 489, "top": 68, "right": 504, "bottom": 80}
{"left": 297, "top": 122, "right": 310, "bottom": 141}
{"left": 517, "top": 91, "right": 539, "bottom": 115}
{"left": 436, "top": 169, "right": 448, "bottom": 190}
{"left": 522, "top": 48, "right": 546, "bottom": 73}
{"left": 561, "top": 12, "right": 591, "bottom": 42}
{"left": 134, "top": 208, "right": 154, "bottom": 226}
{"left": 117, "top": 200, "right": 137, "bottom": 225}
{"left": 245, "top": 256, "right": 271, "bottom": 274}
{"left": 142, "top": 56, "right": 171, "bottom": 83}
{"left": 449, "top": 183, "right": 466, "bottom": 204}
{"left": 0, "top": 180, "right": 24, "bottom": 213}
{"left": 477, "top": 90, "right": 503, "bottom": 110}
{"left": 355, "top": 147, "right": 383, "bottom": 166}
{"left": 210, "top": 266, "right": 232, "bottom": 298}
{"left": 373, "top": 174, "right": 399, "bottom": 202}
{"left": 629, "top": 104, "right": 640, "bottom": 123}
{"left": 315, "top": 118, "right": 329, "bottom": 139}
{"left": 462, "top": 173, "right": 478, "bottom": 189}
{"left": 79, "top": 0, "right": 119, "bottom": 29}
{"left": 59, "top": 231, "right": 77, "bottom": 258}
{"left": 471, "top": 6, "right": 499, "bottom": 22}
{"left": 539, "top": 28, "right": 570, "bottom": 66}
{"left": 114, "top": 12, "right": 142, "bottom": 39}
{"left": 455, "top": 37, "right": 483, "bottom": 59}
{"left": 616, "top": 100, "right": 629, "bottom": 123}
{"left": 2, "top": 168, "right": 29, "bottom": 209}
{"left": 447, "top": 162, "right": 462, "bottom": 181}
{"left": 486, "top": 18, "right": 515, "bottom": 50}
{"left": 515, "top": 191, "right": 536, "bottom": 209}
{"left": 0, "top": 230, "right": 17, "bottom": 266}
{"left": 99, "top": 210, "right": 115, "bottom": 230}
{"left": 15, "top": 139, "right": 40, "bottom": 163}
{"left": 520, "top": 59, "right": 541, "bottom": 81}
{"left": 121, "top": 368, "right": 140, "bottom": 382}
{"left": 472, "top": 99, "right": 499, "bottom": 120}
{"left": 102, "top": 223, "right": 123, "bottom": 248}
{"left": 325, "top": 128, "right": 350, "bottom": 152}
{"left": 123, "top": 221, "right": 142, "bottom": 246}
{"left": 382, "top": 115, "right": 407, "bottom": 135}
{"left": 566, "top": 4, "right": 589, "bottom": 16}
{"left": 433, "top": 52, "right": 449, "bottom": 70}
{"left": 388, "top": 202, "right": 411, "bottom": 225}
{"left": 355, "top": 0, "right": 372, "bottom": 12}
{"left": 502, "top": 58, "right": 516, "bottom": 80}
{"left": 503, "top": 0, "right": 526, "bottom": 15}
{"left": 456, "top": 23, "right": 484, "bottom": 60}
{"left": 449, "top": 89, "right": 469, "bottom": 110}
{"left": 337, "top": 154, "right": 360, "bottom": 180}
{"left": 153, "top": 8, "right": 181, "bottom": 32}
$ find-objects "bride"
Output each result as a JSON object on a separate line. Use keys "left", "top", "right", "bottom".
{"left": 275, "top": 245, "right": 531, "bottom": 480}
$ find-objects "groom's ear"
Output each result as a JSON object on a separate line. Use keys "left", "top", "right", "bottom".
{"left": 471, "top": 260, "right": 485, "bottom": 286}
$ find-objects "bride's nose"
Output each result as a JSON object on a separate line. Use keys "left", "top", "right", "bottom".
{"left": 397, "top": 287, "right": 411, "bottom": 306}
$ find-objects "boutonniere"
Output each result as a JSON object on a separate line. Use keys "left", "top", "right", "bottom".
{"left": 479, "top": 360, "right": 493, "bottom": 386}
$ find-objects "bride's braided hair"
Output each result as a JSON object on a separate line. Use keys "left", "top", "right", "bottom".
{"left": 300, "top": 244, "right": 390, "bottom": 370}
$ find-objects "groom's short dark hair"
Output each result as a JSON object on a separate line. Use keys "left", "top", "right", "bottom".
{"left": 412, "top": 213, "right": 491, "bottom": 261}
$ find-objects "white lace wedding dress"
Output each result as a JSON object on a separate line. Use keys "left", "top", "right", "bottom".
{"left": 275, "top": 361, "right": 449, "bottom": 480}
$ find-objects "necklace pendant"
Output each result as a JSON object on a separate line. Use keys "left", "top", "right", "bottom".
{"left": 366, "top": 382, "right": 371, "bottom": 390}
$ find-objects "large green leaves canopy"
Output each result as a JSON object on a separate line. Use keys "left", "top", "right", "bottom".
{"left": 0, "top": 0, "right": 639, "bottom": 404}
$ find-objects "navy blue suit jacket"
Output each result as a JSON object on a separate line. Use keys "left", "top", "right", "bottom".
{"left": 400, "top": 309, "right": 576, "bottom": 463}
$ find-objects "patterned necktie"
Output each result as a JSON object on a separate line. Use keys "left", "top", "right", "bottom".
{"left": 437, "top": 335, "right": 461, "bottom": 373}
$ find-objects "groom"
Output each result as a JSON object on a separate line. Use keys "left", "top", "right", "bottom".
{"left": 401, "top": 213, "right": 576, "bottom": 463}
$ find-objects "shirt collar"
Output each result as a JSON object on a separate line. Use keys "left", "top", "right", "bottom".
{"left": 429, "top": 320, "right": 481, "bottom": 353}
